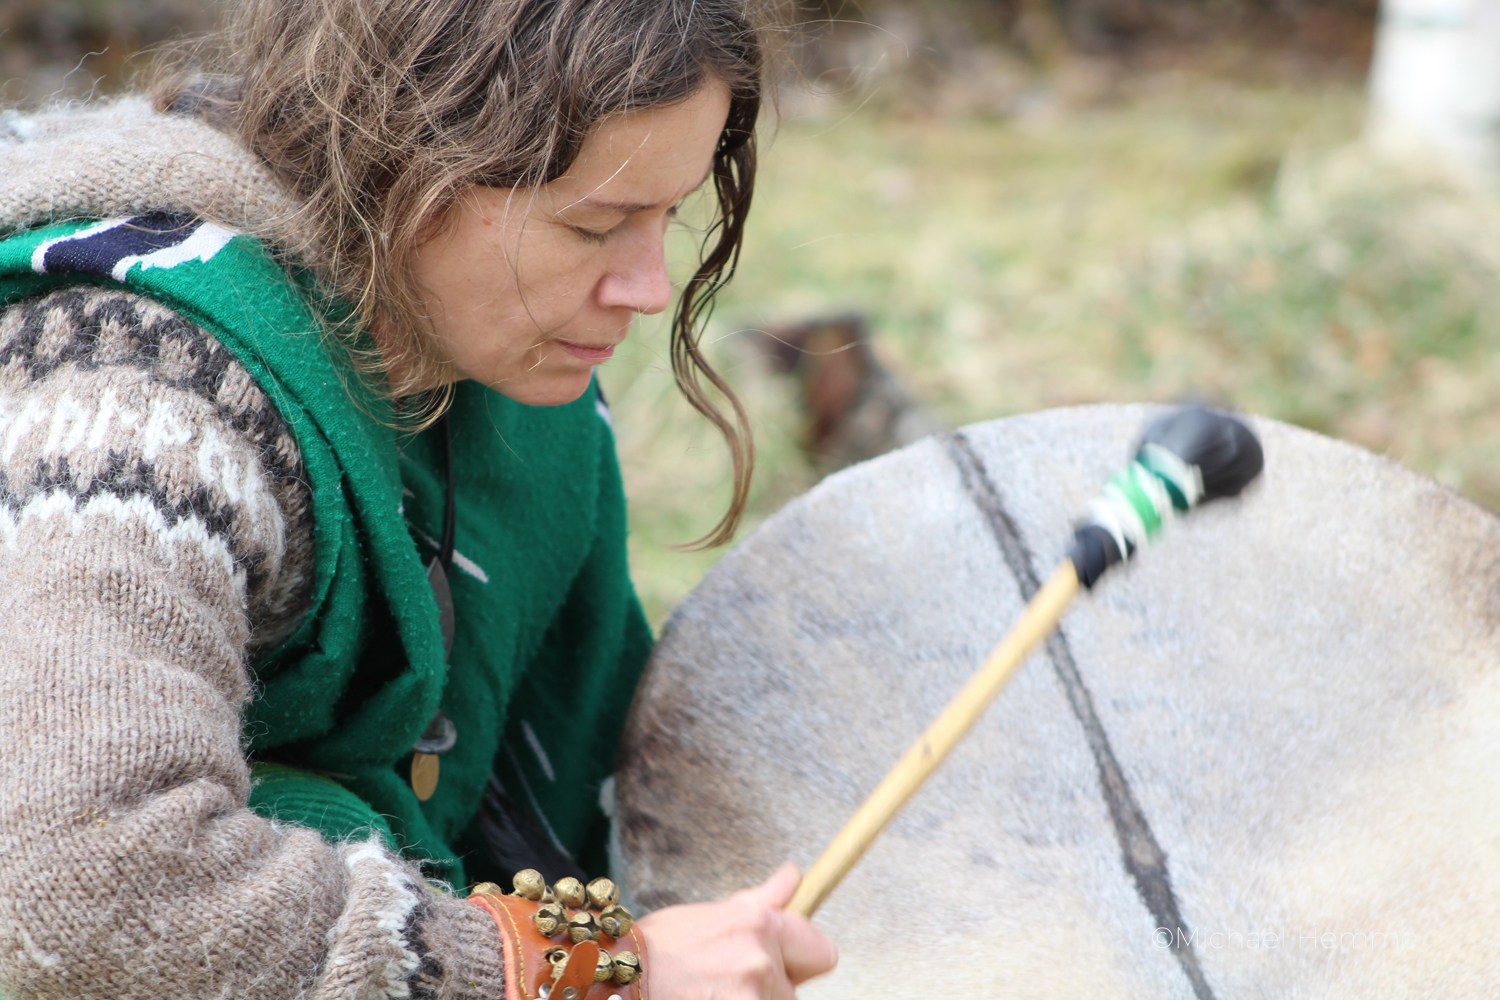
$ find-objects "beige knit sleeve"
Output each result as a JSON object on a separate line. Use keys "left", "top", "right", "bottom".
{"left": 0, "top": 286, "right": 506, "bottom": 1000}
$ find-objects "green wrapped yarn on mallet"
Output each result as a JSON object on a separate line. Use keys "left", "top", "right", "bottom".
{"left": 1069, "top": 406, "right": 1265, "bottom": 587}
{"left": 788, "top": 405, "right": 1266, "bottom": 918}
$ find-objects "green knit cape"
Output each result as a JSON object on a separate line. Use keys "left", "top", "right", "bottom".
{"left": 0, "top": 216, "right": 653, "bottom": 885}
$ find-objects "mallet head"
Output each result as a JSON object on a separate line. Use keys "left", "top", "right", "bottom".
{"left": 1068, "top": 406, "right": 1264, "bottom": 588}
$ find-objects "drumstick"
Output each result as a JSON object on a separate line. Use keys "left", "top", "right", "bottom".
{"left": 786, "top": 406, "right": 1265, "bottom": 918}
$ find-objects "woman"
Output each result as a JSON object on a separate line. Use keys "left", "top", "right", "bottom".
{"left": 0, "top": 0, "right": 837, "bottom": 997}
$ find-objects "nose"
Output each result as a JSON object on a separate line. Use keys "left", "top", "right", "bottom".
{"left": 595, "top": 225, "right": 673, "bottom": 316}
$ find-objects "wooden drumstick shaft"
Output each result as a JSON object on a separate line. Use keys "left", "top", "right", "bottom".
{"left": 785, "top": 559, "right": 1082, "bottom": 918}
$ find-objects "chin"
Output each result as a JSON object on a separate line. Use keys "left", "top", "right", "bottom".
{"left": 489, "top": 368, "right": 597, "bottom": 407}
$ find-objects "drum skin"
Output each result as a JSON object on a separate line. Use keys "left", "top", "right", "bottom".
{"left": 612, "top": 404, "right": 1500, "bottom": 999}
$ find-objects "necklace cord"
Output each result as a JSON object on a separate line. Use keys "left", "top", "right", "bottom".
{"left": 439, "top": 413, "right": 456, "bottom": 573}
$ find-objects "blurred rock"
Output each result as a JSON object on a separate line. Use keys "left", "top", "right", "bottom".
{"left": 1366, "top": 0, "right": 1500, "bottom": 185}
{"left": 747, "top": 314, "right": 944, "bottom": 474}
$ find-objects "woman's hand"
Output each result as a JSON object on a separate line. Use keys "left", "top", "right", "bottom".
{"left": 636, "top": 862, "right": 838, "bottom": 999}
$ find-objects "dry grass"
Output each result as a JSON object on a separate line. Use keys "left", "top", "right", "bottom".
{"left": 602, "top": 67, "right": 1500, "bottom": 627}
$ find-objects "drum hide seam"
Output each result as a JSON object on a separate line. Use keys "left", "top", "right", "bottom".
{"left": 942, "top": 431, "right": 1218, "bottom": 1000}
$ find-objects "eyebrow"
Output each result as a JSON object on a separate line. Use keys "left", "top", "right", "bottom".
{"left": 575, "top": 197, "right": 662, "bottom": 214}
{"left": 572, "top": 167, "right": 715, "bottom": 215}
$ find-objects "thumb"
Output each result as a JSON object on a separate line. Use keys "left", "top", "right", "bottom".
{"left": 742, "top": 861, "right": 802, "bottom": 910}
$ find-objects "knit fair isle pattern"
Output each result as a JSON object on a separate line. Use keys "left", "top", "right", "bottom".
{"left": 0, "top": 287, "right": 507, "bottom": 1000}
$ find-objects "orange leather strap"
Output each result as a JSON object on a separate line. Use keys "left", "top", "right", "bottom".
{"left": 470, "top": 891, "right": 648, "bottom": 1000}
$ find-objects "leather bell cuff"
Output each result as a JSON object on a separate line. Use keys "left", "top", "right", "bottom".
{"left": 469, "top": 872, "right": 647, "bottom": 1000}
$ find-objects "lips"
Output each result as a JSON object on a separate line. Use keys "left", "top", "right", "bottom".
{"left": 554, "top": 338, "right": 617, "bottom": 363}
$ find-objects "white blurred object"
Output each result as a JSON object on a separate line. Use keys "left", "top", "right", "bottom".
{"left": 1367, "top": 0, "right": 1500, "bottom": 182}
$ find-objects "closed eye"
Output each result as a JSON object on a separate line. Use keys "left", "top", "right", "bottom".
{"left": 571, "top": 202, "right": 686, "bottom": 244}
{"left": 571, "top": 225, "right": 614, "bottom": 245}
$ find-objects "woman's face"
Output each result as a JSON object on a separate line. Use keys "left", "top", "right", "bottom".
{"left": 408, "top": 80, "right": 732, "bottom": 406}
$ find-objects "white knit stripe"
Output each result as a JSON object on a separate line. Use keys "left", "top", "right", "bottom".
{"left": 408, "top": 523, "right": 490, "bottom": 584}
{"left": 139, "top": 397, "right": 194, "bottom": 460}
{"left": 451, "top": 549, "right": 489, "bottom": 584}
{"left": 109, "top": 220, "right": 237, "bottom": 282}
{"left": 40, "top": 393, "right": 92, "bottom": 454}
{"left": 341, "top": 842, "right": 423, "bottom": 999}
{"left": 521, "top": 719, "right": 556, "bottom": 782}
{"left": 84, "top": 388, "right": 141, "bottom": 450}
{"left": 0, "top": 397, "right": 46, "bottom": 462}
{"left": 193, "top": 420, "right": 286, "bottom": 535}
{"left": 3, "top": 392, "right": 204, "bottom": 464}
{"left": 0, "top": 491, "right": 240, "bottom": 583}
{"left": 4, "top": 387, "right": 284, "bottom": 528}
{"left": 13, "top": 924, "right": 61, "bottom": 970}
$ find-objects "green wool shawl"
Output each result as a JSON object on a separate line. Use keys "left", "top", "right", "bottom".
{"left": 0, "top": 218, "right": 653, "bottom": 885}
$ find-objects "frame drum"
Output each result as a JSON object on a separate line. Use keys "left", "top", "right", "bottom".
{"left": 614, "top": 405, "right": 1500, "bottom": 998}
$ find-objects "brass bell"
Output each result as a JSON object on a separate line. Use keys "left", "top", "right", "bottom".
{"left": 598, "top": 904, "right": 633, "bottom": 939}
{"left": 553, "top": 877, "right": 587, "bottom": 909}
{"left": 567, "top": 910, "right": 599, "bottom": 944}
{"left": 512, "top": 869, "right": 546, "bottom": 901}
{"left": 585, "top": 877, "right": 620, "bottom": 910}
{"left": 612, "top": 951, "right": 641, "bottom": 985}
{"left": 533, "top": 902, "right": 568, "bottom": 938}
{"left": 593, "top": 950, "right": 615, "bottom": 983}
{"left": 545, "top": 947, "right": 569, "bottom": 981}
{"left": 469, "top": 882, "right": 504, "bottom": 898}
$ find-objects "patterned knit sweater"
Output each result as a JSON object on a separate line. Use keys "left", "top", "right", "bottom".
{"left": 0, "top": 102, "right": 509, "bottom": 999}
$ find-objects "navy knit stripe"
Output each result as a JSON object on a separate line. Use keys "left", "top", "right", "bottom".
{"left": 39, "top": 214, "right": 202, "bottom": 279}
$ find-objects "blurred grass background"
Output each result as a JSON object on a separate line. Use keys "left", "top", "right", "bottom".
{"left": 6, "top": 0, "right": 1499, "bottom": 626}
{"left": 607, "top": 8, "right": 1500, "bottom": 624}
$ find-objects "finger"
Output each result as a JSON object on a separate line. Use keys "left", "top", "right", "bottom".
{"left": 777, "top": 912, "right": 839, "bottom": 984}
{"left": 744, "top": 861, "right": 802, "bottom": 909}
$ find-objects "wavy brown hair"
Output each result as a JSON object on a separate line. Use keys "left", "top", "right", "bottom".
{"left": 159, "top": 0, "right": 775, "bottom": 546}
